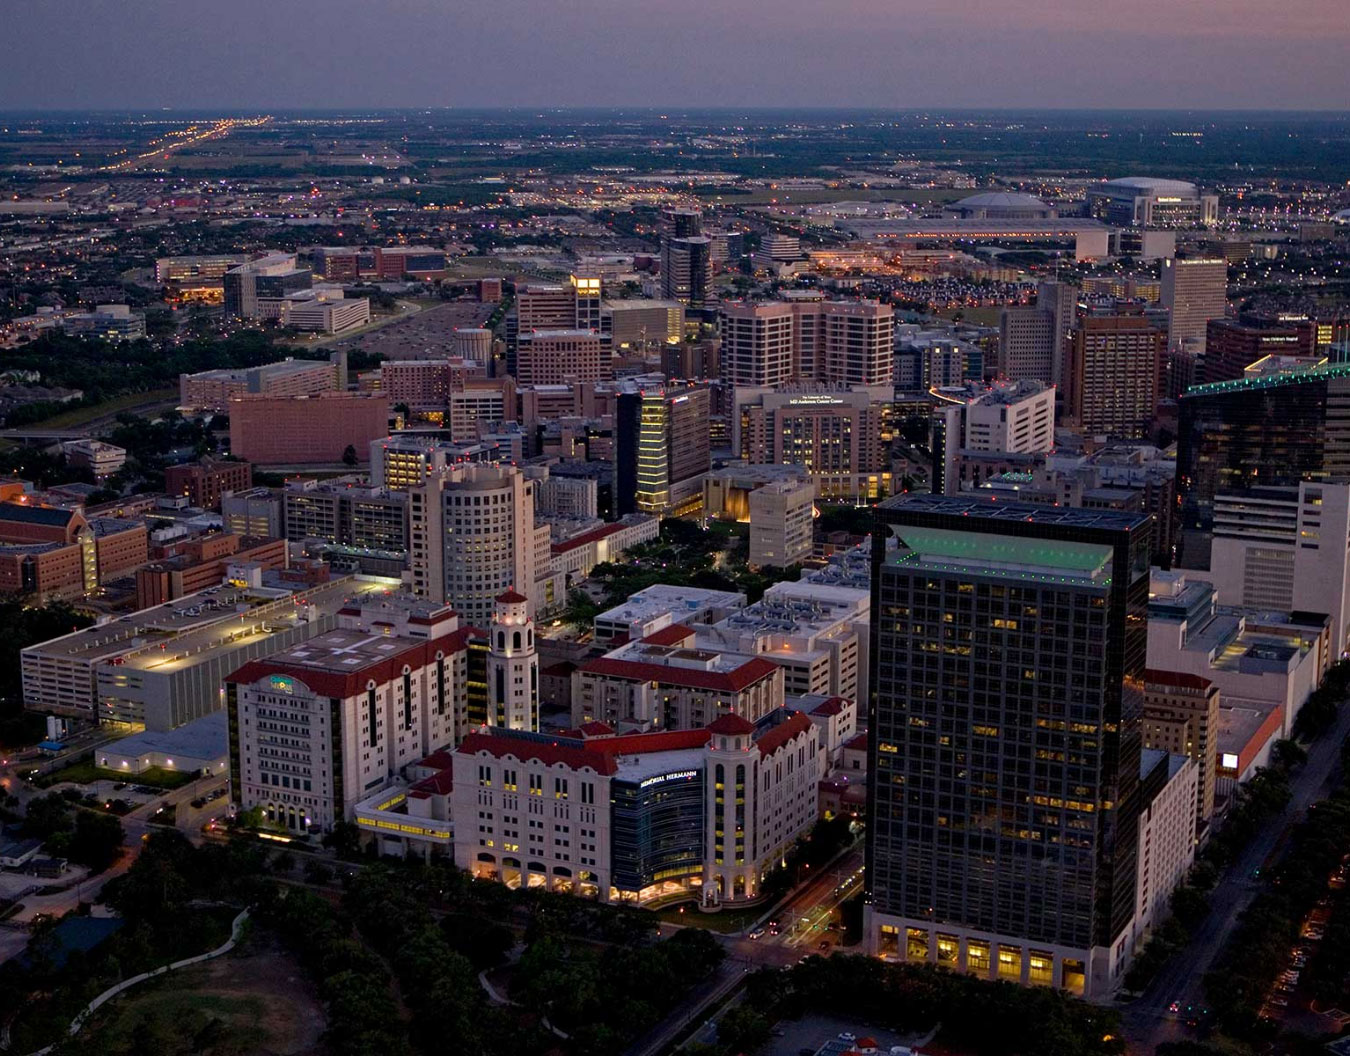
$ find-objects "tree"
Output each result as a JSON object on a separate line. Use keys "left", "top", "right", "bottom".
{"left": 718, "top": 1004, "right": 771, "bottom": 1053}
{"left": 21, "top": 793, "right": 72, "bottom": 840}
{"left": 323, "top": 820, "right": 362, "bottom": 859}
{"left": 341, "top": 444, "right": 358, "bottom": 467}
{"left": 68, "top": 809, "right": 124, "bottom": 873}
{"left": 562, "top": 588, "right": 600, "bottom": 631}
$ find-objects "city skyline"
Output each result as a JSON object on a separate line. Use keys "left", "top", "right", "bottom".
{"left": 3, "top": 0, "right": 1350, "bottom": 110}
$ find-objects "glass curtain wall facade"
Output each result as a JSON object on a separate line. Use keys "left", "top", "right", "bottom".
{"left": 866, "top": 495, "right": 1150, "bottom": 998}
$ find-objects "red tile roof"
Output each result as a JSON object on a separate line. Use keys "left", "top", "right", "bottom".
{"left": 457, "top": 726, "right": 711, "bottom": 775}
{"left": 496, "top": 589, "right": 528, "bottom": 604}
{"left": 417, "top": 749, "right": 456, "bottom": 772}
{"left": 578, "top": 655, "right": 780, "bottom": 694}
{"left": 411, "top": 770, "right": 453, "bottom": 796}
{"left": 809, "top": 696, "right": 850, "bottom": 717}
{"left": 752, "top": 711, "right": 813, "bottom": 757}
{"left": 225, "top": 626, "right": 476, "bottom": 700}
{"left": 707, "top": 714, "right": 755, "bottom": 736}
{"left": 1144, "top": 668, "right": 1214, "bottom": 691}
{"left": 642, "top": 624, "right": 696, "bottom": 647}
{"left": 842, "top": 731, "right": 869, "bottom": 752}
{"left": 551, "top": 521, "right": 625, "bottom": 555}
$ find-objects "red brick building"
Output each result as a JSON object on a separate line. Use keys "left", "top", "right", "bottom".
{"left": 228, "top": 393, "right": 390, "bottom": 465}
{"left": 164, "top": 457, "right": 253, "bottom": 510}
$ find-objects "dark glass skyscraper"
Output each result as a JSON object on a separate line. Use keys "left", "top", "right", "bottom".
{"left": 1175, "top": 362, "right": 1350, "bottom": 568}
{"left": 866, "top": 495, "right": 1150, "bottom": 999}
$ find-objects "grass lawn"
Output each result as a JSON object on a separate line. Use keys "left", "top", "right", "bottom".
{"left": 38, "top": 761, "right": 197, "bottom": 790}
{"left": 33, "top": 388, "right": 178, "bottom": 429}
{"left": 653, "top": 901, "right": 767, "bottom": 934}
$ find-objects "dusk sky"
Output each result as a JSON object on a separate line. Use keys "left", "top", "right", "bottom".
{"left": 4, "top": 0, "right": 1349, "bottom": 111}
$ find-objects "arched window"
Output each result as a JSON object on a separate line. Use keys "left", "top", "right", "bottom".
{"left": 513, "top": 630, "right": 522, "bottom": 650}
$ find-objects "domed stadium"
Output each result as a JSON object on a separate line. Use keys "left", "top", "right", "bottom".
{"left": 942, "top": 192, "right": 1057, "bottom": 221}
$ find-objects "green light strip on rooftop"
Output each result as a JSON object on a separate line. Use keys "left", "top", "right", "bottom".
{"left": 893, "top": 526, "right": 1114, "bottom": 574}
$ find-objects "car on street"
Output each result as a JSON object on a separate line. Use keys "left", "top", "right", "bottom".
{"left": 747, "top": 927, "right": 766, "bottom": 940}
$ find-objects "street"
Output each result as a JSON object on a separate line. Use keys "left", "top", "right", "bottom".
{"left": 1122, "top": 702, "right": 1350, "bottom": 1053}
{"left": 624, "top": 845, "right": 865, "bottom": 1056}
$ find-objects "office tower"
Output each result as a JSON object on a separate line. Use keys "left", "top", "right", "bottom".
{"left": 283, "top": 478, "right": 410, "bottom": 555}
{"left": 312, "top": 247, "right": 360, "bottom": 281}
{"left": 508, "top": 274, "right": 603, "bottom": 372}
{"left": 485, "top": 590, "right": 538, "bottom": 730}
{"left": 1197, "top": 481, "right": 1350, "bottom": 655}
{"left": 720, "top": 301, "right": 796, "bottom": 386}
{"left": 927, "top": 381, "right": 1053, "bottom": 497}
{"left": 663, "top": 237, "right": 713, "bottom": 309}
{"left": 223, "top": 254, "right": 312, "bottom": 319}
{"left": 998, "top": 306, "right": 1057, "bottom": 382}
{"left": 867, "top": 495, "right": 1151, "bottom": 999}
{"left": 1038, "top": 281, "right": 1078, "bottom": 387}
{"left": 226, "top": 596, "right": 471, "bottom": 834}
{"left": 368, "top": 434, "right": 498, "bottom": 492}
{"left": 409, "top": 464, "right": 541, "bottom": 623}
{"left": 958, "top": 380, "right": 1056, "bottom": 454}
{"left": 1087, "top": 178, "right": 1219, "bottom": 228}
{"left": 748, "top": 478, "right": 815, "bottom": 570}
{"left": 928, "top": 404, "right": 964, "bottom": 497}
{"left": 602, "top": 299, "right": 686, "bottom": 351}
{"left": 819, "top": 300, "right": 895, "bottom": 386}
{"left": 660, "top": 205, "right": 708, "bottom": 308}
{"left": 516, "top": 330, "right": 609, "bottom": 386}
{"left": 1175, "top": 361, "right": 1350, "bottom": 569}
{"left": 721, "top": 299, "right": 893, "bottom": 387}
{"left": 735, "top": 384, "right": 893, "bottom": 503}
{"left": 662, "top": 339, "right": 720, "bottom": 381}
{"left": 998, "top": 281, "right": 1077, "bottom": 388}
{"left": 571, "top": 273, "right": 603, "bottom": 331}
{"left": 756, "top": 233, "right": 802, "bottom": 269}
{"left": 1143, "top": 671, "right": 1218, "bottom": 825}
{"left": 1202, "top": 316, "right": 1317, "bottom": 384}
{"left": 1160, "top": 258, "right": 1227, "bottom": 353}
{"left": 1069, "top": 315, "right": 1166, "bottom": 439}
{"left": 614, "top": 378, "right": 711, "bottom": 517}
{"left": 661, "top": 206, "right": 703, "bottom": 241}
{"left": 180, "top": 355, "right": 345, "bottom": 413}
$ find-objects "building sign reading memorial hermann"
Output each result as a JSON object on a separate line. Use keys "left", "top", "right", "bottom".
{"left": 638, "top": 769, "right": 698, "bottom": 789}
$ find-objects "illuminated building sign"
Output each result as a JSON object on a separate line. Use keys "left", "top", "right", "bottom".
{"left": 639, "top": 769, "right": 698, "bottom": 790}
{"left": 269, "top": 675, "right": 295, "bottom": 694}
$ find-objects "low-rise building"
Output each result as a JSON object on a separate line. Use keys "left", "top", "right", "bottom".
{"left": 548, "top": 514, "right": 660, "bottom": 582}
{"left": 592, "top": 584, "right": 746, "bottom": 645}
{"left": 571, "top": 629, "right": 783, "bottom": 731}
{"left": 700, "top": 581, "right": 870, "bottom": 704}
{"left": 1147, "top": 570, "right": 1330, "bottom": 739}
{"left": 62, "top": 440, "right": 126, "bottom": 480}
{"left": 451, "top": 706, "right": 821, "bottom": 904}
{"left": 22, "top": 573, "right": 401, "bottom": 730}
{"left": 180, "top": 355, "right": 345, "bottom": 413}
